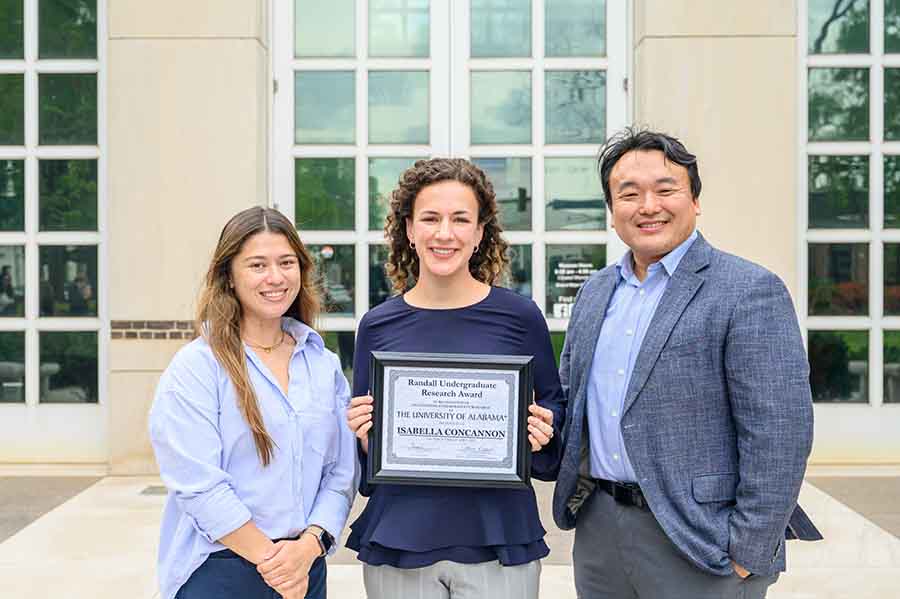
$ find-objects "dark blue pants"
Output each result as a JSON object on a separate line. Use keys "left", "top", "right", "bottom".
{"left": 176, "top": 549, "right": 327, "bottom": 599}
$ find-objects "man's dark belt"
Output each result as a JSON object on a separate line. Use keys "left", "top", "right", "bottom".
{"left": 594, "top": 478, "right": 650, "bottom": 510}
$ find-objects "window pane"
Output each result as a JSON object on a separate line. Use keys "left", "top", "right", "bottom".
{"left": 295, "top": 71, "right": 355, "bottom": 144}
{"left": 885, "top": 331, "right": 900, "bottom": 403}
{"left": 309, "top": 244, "right": 354, "bottom": 316}
{"left": 295, "top": 158, "right": 355, "bottom": 230}
{"left": 295, "top": 0, "right": 354, "bottom": 57}
{"left": 807, "top": 0, "right": 869, "bottom": 54}
{"left": 0, "top": 0, "right": 24, "bottom": 59}
{"left": 885, "top": 0, "right": 900, "bottom": 53}
{"left": 39, "top": 159, "right": 98, "bottom": 231}
{"left": 369, "top": 244, "right": 393, "bottom": 308}
{"left": 546, "top": 244, "right": 604, "bottom": 318}
{"left": 369, "top": 157, "right": 416, "bottom": 230}
{"left": 471, "top": 71, "right": 532, "bottom": 144}
{"left": 550, "top": 331, "right": 565, "bottom": 367}
{"left": 322, "top": 331, "right": 355, "bottom": 381}
{"left": 886, "top": 156, "right": 900, "bottom": 228}
{"left": 886, "top": 68, "right": 900, "bottom": 141}
{"left": 39, "top": 0, "right": 97, "bottom": 59}
{"left": 808, "top": 243, "right": 868, "bottom": 316}
{"left": 808, "top": 155, "right": 868, "bottom": 229}
{"left": 0, "top": 245, "right": 24, "bottom": 317}
{"left": 546, "top": 70, "right": 605, "bottom": 144}
{"left": 39, "top": 245, "right": 97, "bottom": 317}
{"left": 39, "top": 73, "right": 97, "bottom": 145}
{"left": 545, "top": 0, "right": 605, "bottom": 57}
{"left": 0, "top": 160, "right": 25, "bottom": 231}
{"left": 808, "top": 68, "right": 868, "bottom": 141}
{"left": 472, "top": 157, "right": 531, "bottom": 230}
{"left": 370, "top": 0, "right": 429, "bottom": 58}
{"left": 471, "top": 0, "right": 531, "bottom": 57}
{"left": 545, "top": 157, "right": 604, "bottom": 230}
{"left": 0, "top": 331, "right": 24, "bottom": 403}
{"left": 507, "top": 244, "right": 532, "bottom": 297}
{"left": 808, "top": 330, "right": 868, "bottom": 403}
{"left": 0, "top": 74, "right": 24, "bottom": 145}
{"left": 884, "top": 243, "right": 900, "bottom": 315}
{"left": 368, "top": 71, "right": 429, "bottom": 144}
{"left": 39, "top": 331, "right": 97, "bottom": 403}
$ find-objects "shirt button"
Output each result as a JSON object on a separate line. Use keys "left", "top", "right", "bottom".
{"left": 617, "top": 369, "right": 625, "bottom": 376}
{"left": 613, "top": 454, "right": 620, "bottom": 461}
{"left": 638, "top": 289, "right": 645, "bottom": 296}
{"left": 626, "top": 329, "right": 634, "bottom": 336}
{"left": 611, "top": 411, "right": 618, "bottom": 417}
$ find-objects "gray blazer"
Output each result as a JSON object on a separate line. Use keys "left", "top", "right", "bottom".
{"left": 552, "top": 233, "right": 821, "bottom": 577}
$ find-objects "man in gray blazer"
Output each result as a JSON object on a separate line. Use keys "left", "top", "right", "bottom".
{"left": 552, "top": 128, "right": 821, "bottom": 599}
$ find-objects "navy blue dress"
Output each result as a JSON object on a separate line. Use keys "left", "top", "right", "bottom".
{"left": 346, "top": 286, "right": 566, "bottom": 568}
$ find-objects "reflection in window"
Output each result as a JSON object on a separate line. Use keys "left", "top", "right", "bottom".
{"left": 885, "top": 331, "right": 900, "bottom": 403}
{"left": 295, "top": 0, "right": 354, "bottom": 57}
{"left": 0, "top": 74, "right": 24, "bottom": 145}
{"left": 472, "top": 158, "right": 531, "bottom": 230}
{"left": 39, "top": 0, "right": 97, "bottom": 59}
{"left": 368, "top": 71, "right": 429, "bottom": 144}
{"left": 39, "top": 331, "right": 97, "bottom": 403}
{"left": 309, "top": 244, "right": 354, "bottom": 316}
{"left": 545, "top": 157, "right": 604, "bottom": 230}
{"left": 0, "top": 160, "right": 25, "bottom": 231}
{"left": 546, "top": 0, "right": 605, "bottom": 57}
{"left": 471, "top": 71, "right": 532, "bottom": 144}
{"left": 888, "top": 0, "right": 900, "bottom": 53}
{"left": 39, "top": 245, "right": 98, "bottom": 317}
{"left": 369, "top": 158, "right": 416, "bottom": 230}
{"left": 39, "top": 160, "right": 98, "bottom": 231}
{"left": 808, "top": 68, "right": 868, "bottom": 141}
{"left": 507, "top": 244, "right": 532, "bottom": 298}
{"left": 0, "top": 246, "right": 25, "bottom": 317}
{"left": 808, "top": 243, "right": 868, "bottom": 316}
{"left": 546, "top": 71, "right": 605, "bottom": 144}
{"left": 295, "top": 71, "right": 355, "bottom": 144}
{"left": 550, "top": 332, "right": 566, "bottom": 367}
{"left": 295, "top": 158, "right": 355, "bottom": 230}
{"left": 0, "top": 331, "right": 24, "bottom": 403}
{"left": 807, "top": 0, "right": 869, "bottom": 54}
{"left": 323, "top": 331, "right": 355, "bottom": 381}
{"left": 370, "top": 0, "right": 429, "bottom": 58}
{"left": 39, "top": 73, "right": 98, "bottom": 145}
{"left": 885, "top": 244, "right": 900, "bottom": 315}
{"left": 808, "top": 155, "right": 868, "bottom": 229}
{"left": 369, "top": 244, "right": 394, "bottom": 308}
{"left": 471, "top": 0, "right": 531, "bottom": 58}
{"left": 546, "top": 244, "right": 604, "bottom": 318}
{"left": 808, "top": 330, "right": 868, "bottom": 403}
{"left": 0, "top": 0, "right": 24, "bottom": 59}
{"left": 886, "top": 156, "right": 900, "bottom": 229}
{"left": 885, "top": 68, "right": 900, "bottom": 141}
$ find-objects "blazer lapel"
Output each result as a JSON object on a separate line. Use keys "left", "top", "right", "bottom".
{"left": 622, "top": 235, "right": 711, "bottom": 415}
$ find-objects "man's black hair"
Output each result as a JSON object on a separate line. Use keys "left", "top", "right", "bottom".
{"left": 598, "top": 127, "right": 701, "bottom": 209}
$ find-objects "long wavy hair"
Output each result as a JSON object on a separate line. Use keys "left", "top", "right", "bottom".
{"left": 384, "top": 158, "right": 510, "bottom": 293}
{"left": 196, "top": 207, "right": 321, "bottom": 466}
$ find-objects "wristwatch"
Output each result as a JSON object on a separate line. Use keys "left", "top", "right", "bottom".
{"left": 303, "top": 526, "right": 335, "bottom": 557}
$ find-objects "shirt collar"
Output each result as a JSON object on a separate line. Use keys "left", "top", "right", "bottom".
{"left": 280, "top": 317, "right": 324, "bottom": 352}
{"left": 616, "top": 229, "right": 699, "bottom": 281}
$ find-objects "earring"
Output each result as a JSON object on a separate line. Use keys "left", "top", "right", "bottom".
{"left": 410, "top": 241, "right": 416, "bottom": 250}
{"left": 473, "top": 244, "right": 479, "bottom": 254}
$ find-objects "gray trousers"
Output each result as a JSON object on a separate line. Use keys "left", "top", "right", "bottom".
{"left": 363, "top": 559, "right": 541, "bottom": 599}
{"left": 573, "top": 489, "right": 779, "bottom": 599}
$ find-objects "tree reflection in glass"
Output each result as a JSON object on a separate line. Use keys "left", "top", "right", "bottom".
{"left": 39, "top": 331, "right": 97, "bottom": 403}
{"left": 0, "top": 160, "right": 25, "bottom": 231}
{"left": 884, "top": 331, "right": 900, "bottom": 403}
{"left": 885, "top": 68, "right": 900, "bottom": 141}
{"left": 885, "top": 0, "right": 900, "bottom": 53}
{"left": 39, "top": 159, "right": 98, "bottom": 231}
{"left": 0, "top": 74, "right": 24, "bottom": 146}
{"left": 886, "top": 244, "right": 900, "bottom": 315}
{"left": 886, "top": 156, "right": 900, "bottom": 229}
{"left": 370, "top": 0, "right": 429, "bottom": 58}
{"left": 472, "top": 157, "right": 531, "bottom": 230}
{"left": 295, "top": 0, "right": 354, "bottom": 57}
{"left": 0, "top": 0, "right": 24, "bottom": 59}
{"left": 546, "top": 71, "right": 605, "bottom": 144}
{"left": 808, "top": 243, "right": 869, "bottom": 316}
{"left": 39, "top": 0, "right": 97, "bottom": 59}
{"left": 309, "top": 244, "right": 354, "bottom": 316}
{"left": 808, "top": 155, "right": 868, "bottom": 229}
{"left": 0, "top": 331, "right": 25, "bottom": 403}
{"left": 295, "top": 158, "right": 355, "bottom": 230}
{"left": 39, "top": 73, "right": 98, "bottom": 145}
{"left": 368, "top": 71, "right": 429, "bottom": 144}
{"left": 808, "top": 0, "right": 869, "bottom": 54}
{"left": 471, "top": 0, "right": 531, "bottom": 57}
{"left": 294, "top": 71, "right": 355, "bottom": 144}
{"left": 471, "top": 71, "right": 532, "bottom": 144}
{"left": 369, "top": 158, "right": 416, "bottom": 230}
{"left": 808, "top": 68, "right": 868, "bottom": 141}
{"left": 545, "top": 0, "right": 605, "bottom": 57}
{"left": 808, "top": 330, "right": 868, "bottom": 403}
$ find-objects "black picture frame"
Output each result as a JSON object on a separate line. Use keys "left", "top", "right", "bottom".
{"left": 367, "top": 351, "right": 534, "bottom": 489}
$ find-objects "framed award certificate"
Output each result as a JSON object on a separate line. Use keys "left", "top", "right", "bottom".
{"left": 367, "top": 351, "right": 534, "bottom": 489}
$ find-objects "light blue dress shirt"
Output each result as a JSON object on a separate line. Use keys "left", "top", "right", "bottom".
{"left": 587, "top": 230, "right": 698, "bottom": 482}
{"left": 149, "top": 317, "right": 357, "bottom": 599}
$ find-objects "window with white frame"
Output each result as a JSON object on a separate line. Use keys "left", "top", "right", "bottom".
{"left": 0, "top": 0, "right": 103, "bottom": 409}
{"left": 802, "top": 0, "right": 900, "bottom": 404}
{"left": 275, "top": 0, "right": 628, "bottom": 378}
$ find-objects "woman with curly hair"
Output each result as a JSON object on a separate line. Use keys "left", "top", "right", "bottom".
{"left": 345, "top": 158, "right": 565, "bottom": 598}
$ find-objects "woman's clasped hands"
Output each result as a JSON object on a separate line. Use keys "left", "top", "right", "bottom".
{"left": 256, "top": 533, "right": 322, "bottom": 599}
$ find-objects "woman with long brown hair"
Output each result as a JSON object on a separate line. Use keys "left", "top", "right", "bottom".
{"left": 344, "top": 159, "right": 565, "bottom": 598}
{"left": 149, "top": 207, "right": 356, "bottom": 599}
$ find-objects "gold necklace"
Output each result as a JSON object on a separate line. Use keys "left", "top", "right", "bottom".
{"left": 243, "top": 330, "right": 285, "bottom": 353}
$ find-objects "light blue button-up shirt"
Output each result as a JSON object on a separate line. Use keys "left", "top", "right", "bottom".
{"left": 149, "top": 317, "right": 356, "bottom": 599}
{"left": 587, "top": 230, "right": 698, "bottom": 482}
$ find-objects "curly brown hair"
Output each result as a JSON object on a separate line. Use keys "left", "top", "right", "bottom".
{"left": 384, "top": 158, "right": 510, "bottom": 293}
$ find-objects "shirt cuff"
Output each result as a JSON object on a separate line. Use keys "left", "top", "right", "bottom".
{"left": 178, "top": 482, "right": 253, "bottom": 544}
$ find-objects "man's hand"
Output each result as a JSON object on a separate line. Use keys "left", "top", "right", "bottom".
{"left": 732, "top": 560, "right": 751, "bottom": 579}
{"left": 257, "top": 536, "right": 320, "bottom": 592}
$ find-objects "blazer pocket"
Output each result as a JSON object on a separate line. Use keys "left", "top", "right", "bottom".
{"left": 692, "top": 473, "right": 739, "bottom": 503}
{"left": 661, "top": 336, "right": 704, "bottom": 355}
